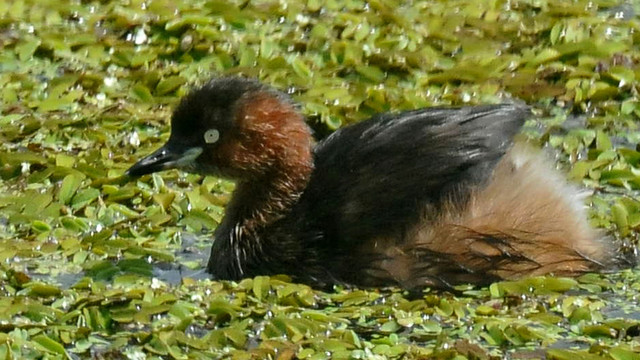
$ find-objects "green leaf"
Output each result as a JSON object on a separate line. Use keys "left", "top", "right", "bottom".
{"left": 25, "top": 283, "right": 62, "bottom": 297}
{"left": 58, "top": 173, "right": 84, "bottom": 205}
{"left": 547, "top": 349, "right": 608, "bottom": 360}
{"left": 355, "top": 65, "right": 386, "bottom": 82}
{"left": 607, "top": 66, "right": 635, "bottom": 85}
{"left": 33, "top": 334, "right": 67, "bottom": 356}
{"left": 16, "top": 37, "right": 42, "bottom": 61}
{"left": 612, "top": 202, "right": 629, "bottom": 235}
{"left": 155, "top": 76, "right": 187, "bottom": 96}
{"left": 609, "top": 347, "right": 640, "bottom": 360}
{"left": 131, "top": 83, "right": 154, "bottom": 102}
{"left": 379, "top": 320, "right": 400, "bottom": 333}
{"left": 71, "top": 188, "right": 101, "bottom": 210}
{"left": 291, "top": 57, "right": 313, "bottom": 80}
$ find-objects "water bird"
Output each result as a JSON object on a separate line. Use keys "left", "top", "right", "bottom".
{"left": 127, "top": 77, "right": 617, "bottom": 289}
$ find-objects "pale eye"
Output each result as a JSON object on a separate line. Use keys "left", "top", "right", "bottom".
{"left": 204, "top": 129, "right": 220, "bottom": 144}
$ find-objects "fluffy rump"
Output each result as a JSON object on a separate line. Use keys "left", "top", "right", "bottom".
{"left": 364, "top": 143, "right": 617, "bottom": 289}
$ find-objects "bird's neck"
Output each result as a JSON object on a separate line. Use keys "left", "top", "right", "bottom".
{"left": 231, "top": 165, "right": 313, "bottom": 232}
{"left": 208, "top": 159, "right": 313, "bottom": 279}
{"left": 208, "top": 91, "right": 315, "bottom": 279}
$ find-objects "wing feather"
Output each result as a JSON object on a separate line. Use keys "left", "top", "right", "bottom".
{"left": 299, "top": 103, "right": 530, "bottom": 247}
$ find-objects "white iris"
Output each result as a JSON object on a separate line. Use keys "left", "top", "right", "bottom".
{"left": 204, "top": 129, "right": 220, "bottom": 144}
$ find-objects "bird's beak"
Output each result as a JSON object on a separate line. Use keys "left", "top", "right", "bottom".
{"left": 126, "top": 144, "right": 203, "bottom": 177}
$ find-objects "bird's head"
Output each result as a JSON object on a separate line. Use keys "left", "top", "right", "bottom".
{"left": 127, "top": 77, "right": 313, "bottom": 181}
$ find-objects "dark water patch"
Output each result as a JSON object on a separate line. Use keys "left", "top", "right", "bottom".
{"left": 152, "top": 261, "right": 210, "bottom": 285}
{"left": 33, "top": 271, "right": 85, "bottom": 289}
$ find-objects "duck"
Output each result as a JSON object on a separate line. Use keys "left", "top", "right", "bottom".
{"left": 127, "top": 76, "right": 618, "bottom": 290}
